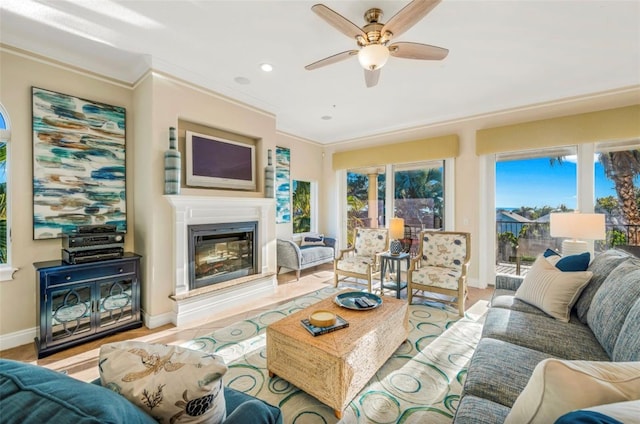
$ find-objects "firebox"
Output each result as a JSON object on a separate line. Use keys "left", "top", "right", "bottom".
{"left": 187, "top": 221, "right": 257, "bottom": 290}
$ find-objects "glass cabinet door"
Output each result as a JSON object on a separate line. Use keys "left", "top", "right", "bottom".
{"left": 49, "top": 284, "right": 93, "bottom": 343}
{"left": 97, "top": 278, "right": 134, "bottom": 329}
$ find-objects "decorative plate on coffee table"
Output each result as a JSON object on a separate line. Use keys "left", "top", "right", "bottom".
{"left": 335, "top": 292, "right": 382, "bottom": 310}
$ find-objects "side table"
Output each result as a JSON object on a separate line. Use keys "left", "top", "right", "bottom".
{"left": 380, "top": 252, "right": 410, "bottom": 299}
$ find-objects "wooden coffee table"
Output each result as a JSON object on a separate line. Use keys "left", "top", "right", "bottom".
{"left": 266, "top": 290, "right": 409, "bottom": 418}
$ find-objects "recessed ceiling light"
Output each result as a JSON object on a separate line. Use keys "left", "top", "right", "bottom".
{"left": 260, "top": 63, "right": 273, "bottom": 72}
{"left": 234, "top": 76, "right": 250, "bottom": 85}
{"left": 321, "top": 115, "right": 332, "bottom": 120}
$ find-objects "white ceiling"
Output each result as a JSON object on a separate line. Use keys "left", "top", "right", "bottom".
{"left": 1, "top": 0, "right": 639, "bottom": 145}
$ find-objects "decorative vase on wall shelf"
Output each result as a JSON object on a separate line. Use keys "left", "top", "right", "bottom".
{"left": 164, "top": 126, "right": 181, "bottom": 195}
{"left": 264, "top": 149, "right": 275, "bottom": 198}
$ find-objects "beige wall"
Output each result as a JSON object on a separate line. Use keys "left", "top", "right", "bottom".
{"left": 0, "top": 52, "right": 327, "bottom": 344}
{"left": 0, "top": 49, "right": 135, "bottom": 340}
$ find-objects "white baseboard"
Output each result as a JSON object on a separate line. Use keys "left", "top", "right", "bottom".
{"left": 143, "top": 311, "right": 174, "bottom": 329}
{"left": 0, "top": 327, "right": 37, "bottom": 351}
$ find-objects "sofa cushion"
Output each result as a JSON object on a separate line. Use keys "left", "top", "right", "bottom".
{"left": 482, "top": 308, "right": 610, "bottom": 360}
{"left": 462, "top": 337, "right": 557, "bottom": 408}
{"left": 576, "top": 249, "right": 632, "bottom": 323}
{"left": 587, "top": 258, "right": 640, "bottom": 358}
{"left": 453, "top": 394, "right": 510, "bottom": 424}
{"left": 0, "top": 359, "right": 155, "bottom": 424}
{"left": 504, "top": 359, "right": 640, "bottom": 424}
{"left": 100, "top": 341, "right": 227, "bottom": 424}
{"left": 612, "top": 298, "right": 640, "bottom": 361}
{"left": 515, "top": 255, "right": 592, "bottom": 322}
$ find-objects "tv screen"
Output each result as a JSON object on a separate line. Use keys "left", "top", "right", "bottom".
{"left": 185, "top": 131, "right": 256, "bottom": 190}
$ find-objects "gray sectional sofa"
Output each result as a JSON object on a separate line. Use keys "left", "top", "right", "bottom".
{"left": 454, "top": 248, "right": 640, "bottom": 423}
{"left": 276, "top": 237, "right": 336, "bottom": 280}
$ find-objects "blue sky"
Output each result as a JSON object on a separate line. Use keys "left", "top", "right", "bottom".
{"left": 496, "top": 157, "right": 618, "bottom": 210}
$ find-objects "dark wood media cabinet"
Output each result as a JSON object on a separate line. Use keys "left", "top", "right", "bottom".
{"left": 33, "top": 253, "right": 142, "bottom": 358}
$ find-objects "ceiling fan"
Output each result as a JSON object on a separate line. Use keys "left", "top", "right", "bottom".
{"left": 305, "top": 0, "right": 448, "bottom": 88}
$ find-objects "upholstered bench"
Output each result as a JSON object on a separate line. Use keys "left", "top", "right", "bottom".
{"left": 277, "top": 236, "right": 336, "bottom": 280}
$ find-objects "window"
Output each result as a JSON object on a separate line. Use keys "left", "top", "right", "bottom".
{"left": 343, "top": 161, "right": 450, "bottom": 251}
{"left": 393, "top": 161, "right": 444, "bottom": 255}
{"left": 292, "top": 180, "right": 311, "bottom": 234}
{"left": 0, "top": 103, "right": 12, "bottom": 280}
{"left": 594, "top": 141, "right": 640, "bottom": 249}
{"left": 495, "top": 147, "right": 577, "bottom": 274}
{"left": 345, "top": 168, "right": 386, "bottom": 246}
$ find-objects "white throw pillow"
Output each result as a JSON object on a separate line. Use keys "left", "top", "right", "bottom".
{"left": 515, "top": 255, "right": 592, "bottom": 322}
{"left": 300, "top": 233, "right": 325, "bottom": 247}
{"left": 584, "top": 400, "right": 640, "bottom": 422}
{"left": 100, "top": 341, "right": 227, "bottom": 424}
{"left": 504, "top": 359, "right": 640, "bottom": 424}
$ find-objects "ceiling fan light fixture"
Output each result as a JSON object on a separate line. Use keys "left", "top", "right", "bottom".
{"left": 357, "top": 44, "right": 389, "bottom": 70}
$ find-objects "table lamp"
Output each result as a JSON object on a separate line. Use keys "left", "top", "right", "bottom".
{"left": 389, "top": 217, "right": 405, "bottom": 255}
{"left": 550, "top": 212, "right": 606, "bottom": 257}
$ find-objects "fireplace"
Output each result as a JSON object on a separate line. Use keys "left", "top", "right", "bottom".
{"left": 188, "top": 222, "right": 257, "bottom": 290}
{"left": 166, "top": 195, "right": 277, "bottom": 327}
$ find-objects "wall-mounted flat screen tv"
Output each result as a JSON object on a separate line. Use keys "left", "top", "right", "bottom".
{"left": 185, "top": 131, "right": 256, "bottom": 191}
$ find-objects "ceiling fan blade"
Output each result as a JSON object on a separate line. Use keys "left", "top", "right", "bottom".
{"left": 389, "top": 42, "right": 449, "bottom": 60}
{"left": 381, "top": 0, "right": 441, "bottom": 39}
{"left": 312, "top": 4, "right": 367, "bottom": 40}
{"left": 305, "top": 50, "right": 358, "bottom": 70}
{"left": 364, "top": 68, "right": 380, "bottom": 88}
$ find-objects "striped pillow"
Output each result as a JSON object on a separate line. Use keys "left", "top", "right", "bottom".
{"left": 515, "top": 255, "right": 592, "bottom": 322}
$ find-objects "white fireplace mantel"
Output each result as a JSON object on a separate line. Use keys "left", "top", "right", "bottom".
{"left": 166, "top": 195, "right": 277, "bottom": 326}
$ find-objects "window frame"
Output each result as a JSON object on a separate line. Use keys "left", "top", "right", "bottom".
{"left": 0, "top": 102, "right": 15, "bottom": 281}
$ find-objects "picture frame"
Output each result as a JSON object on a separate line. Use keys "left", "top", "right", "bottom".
{"left": 32, "top": 87, "right": 127, "bottom": 239}
{"left": 275, "top": 146, "right": 291, "bottom": 223}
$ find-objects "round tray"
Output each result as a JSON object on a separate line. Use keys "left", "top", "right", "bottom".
{"left": 309, "top": 310, "right": 337, "bottom": 327}
{"left": 334, "top": 292, "right": 382, "bottom": 310}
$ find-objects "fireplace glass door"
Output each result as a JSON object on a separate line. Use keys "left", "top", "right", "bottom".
{"left": 189, "top": 222, "right": 257, "bottom": 290}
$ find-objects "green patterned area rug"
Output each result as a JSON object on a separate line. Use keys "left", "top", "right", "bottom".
{"left": 181, "top": 287, "right": 486, "bottom": 424}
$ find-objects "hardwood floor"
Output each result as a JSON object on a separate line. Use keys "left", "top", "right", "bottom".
{"left": 0, "top": 263, "right": 493, "bottom": 383}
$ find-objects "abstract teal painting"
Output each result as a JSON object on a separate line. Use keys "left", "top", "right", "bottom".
{"left": 32, "top": 87, "right": 126, "bottom": 239}
{"left": 275, "top": 146, "right": 290, "bottom": 223}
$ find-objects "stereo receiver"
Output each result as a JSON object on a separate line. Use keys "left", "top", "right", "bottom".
{"left": 62, "top": 232, "right": 125, "bottom": 249}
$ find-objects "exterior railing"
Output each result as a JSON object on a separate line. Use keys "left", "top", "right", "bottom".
{"left": 496, "top": 220, "right": 640, "bottom": 275}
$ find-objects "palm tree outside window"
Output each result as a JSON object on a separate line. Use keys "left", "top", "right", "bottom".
{"left": 595, "top": 142, "right": 640, "bottom": 248}
{"left": 0, "top": 107, "right": 9, "bottom": 265}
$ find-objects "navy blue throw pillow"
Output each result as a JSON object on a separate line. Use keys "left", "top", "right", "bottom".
{"left": 554, "top": 410, "right": 623, "bottom": 424}
{"left": 556, "top": 252, "right": 591, "bottom": 272}
{"left": 544, "top": 248, "right": 561, "bottom": 258}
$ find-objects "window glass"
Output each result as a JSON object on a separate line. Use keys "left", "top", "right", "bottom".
{"left": 345, "top": 168, "right": 386, "bottom": 246}
{"left": 595, "top": 141, "right": 640, "bottom": 250}
{"left": 292, "top": 180, "right": 311, "bottom": 234}
{"left": 495, "top": 147, "right": 577, "bottom": 275}
{"left": 393, "top": 161, "right": 444, "bottom": 255}
{"left": 0, "top": 110, "right": 7, "bottom": 265}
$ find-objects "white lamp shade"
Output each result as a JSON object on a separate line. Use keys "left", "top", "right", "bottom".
{"left": 550, "top": 213, "right": 606, "bottom": 240}
{"left": 389, "top": 217, "right": 405, "bottom": 240}
{"left": 358, "top": 44, "right": 390, "bottom": 70}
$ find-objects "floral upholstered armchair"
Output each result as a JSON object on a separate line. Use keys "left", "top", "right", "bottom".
{"left": 334, "top": 227, "right": 389, "bottom": 293}
{"left": 407, "top": 230, "right": 471, "bottom": 316}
